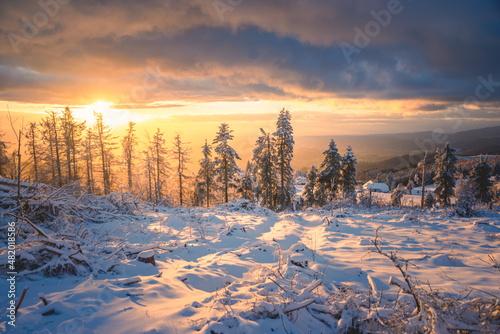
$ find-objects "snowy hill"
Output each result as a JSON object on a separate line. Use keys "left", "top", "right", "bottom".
{"left": 1, "top": 202, "right": 499, "bottom": 333}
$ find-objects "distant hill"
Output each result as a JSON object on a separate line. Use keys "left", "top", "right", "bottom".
{"left": 294, "top": 125, "right": 500, "bottom": 172}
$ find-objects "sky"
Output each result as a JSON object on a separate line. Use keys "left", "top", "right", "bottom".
{"left": 1, "top": 0, "right": 500, "bottom": 142}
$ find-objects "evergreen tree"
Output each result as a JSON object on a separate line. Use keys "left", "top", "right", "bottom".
{"left": 252, "top": 129, "right": 277, "bottom": 209}
{"left": 303, "top": 165, "right": 318, "bottom": 207}
{"left": 470, "top": 157, "right": 493, "bottom": 204}
{"left": 173, "top": 133, "right": 191, "bottom": 206}
{"left": 424, "top": 191, "right": 436, "bottom": 208}
{"left": 340, "top": 145, "right": 357, "bottom": 199}
{"left": 274, "top": 108, "right": 295, "bottom": 210}
{"left": 213, "top": 123, "right": 241, "bottom": 203}
{"left": 121, "top": 122, "right": 138, "bottom": 190}
{"left": 391, "top": 184, "right": 406, "bottom": 207}
{"left": 455, "top": 179, "right": 476, "bottom": 217}
{"left": 238, "top": 161, "right": 255, "bottom": 201}
{"left": 316, "top": 139, "right": 342, "bottom": 205}
{"left": 196, "top": 139, "right": 215, "bottom": 207}
{"left": 433, "top": 142, "right": 458, "bottom": 206}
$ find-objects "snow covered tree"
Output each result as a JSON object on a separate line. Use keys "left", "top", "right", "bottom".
{"left": 24, "top": 122, "right": 40, "bottom": 183}
{"left": 252, "top": 129, "right": 277, "bottom": 209}
{"left": 303, "top": 165, "right": 318, "bottom": 207}
{"left": 340, "top": 145, "right": 357, "bottom": 199}
{"left": 433, "top": 142, "right": 458, "bottom": 206}
{"left": 470, "top": 157, "right": 493, "bottom": 204}
{"left": 274, "top": 108, "right": 295, "bottom": 210}
{"left": 61, "top": 106, "right": 85, "bottom": 183}
{"left": 455, "top": 179, "right": 477, "bottom": 217}
{"left": 195, "top": 139, "right": 215, "bottom": 207}
{"left": 83, "top": 127, "right": 95, "bottom": 191}
{"left": 391, "top": 184, "right": 406, "bottom": 207}
{"left": 213, "top": 123, "right": 241, "bottom": 203}
{"left": 238, "top": 161, "right": 255, "bottom": 201}
{"left": 121, "top": 122, "right": 138, "bottom": 190}
{"left": 316, "top": 139, "right": 342, "bottom": 205}
{"left": 424, "top": 191, "right": 436, "bottom": 208}
{"left": 173, "top": 133, "right": 191, "bottom": 206}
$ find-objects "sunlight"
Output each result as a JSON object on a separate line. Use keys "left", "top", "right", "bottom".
{"left": 75, "top": 101, "right": 137, "bottom": 128}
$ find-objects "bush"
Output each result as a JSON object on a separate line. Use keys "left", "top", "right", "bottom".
{"left": 424, "top": 192, "right": 436, "bottom": 208}
{"left": 390, "top": 184, "right": 405, "bottom": 207}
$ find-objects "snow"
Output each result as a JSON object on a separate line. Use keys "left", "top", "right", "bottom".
{"left": 1, "top": 203, "right": 499, "bottom": 333}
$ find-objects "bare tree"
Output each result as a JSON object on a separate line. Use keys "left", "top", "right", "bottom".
{"left": 93, "top": 112, "right": 116, "bottom": 194}
{"left": 121, "top": 122, "right": 137, "bottom": 190}
{"left": 173, "top": 133, "right": 191, "bottom": 206}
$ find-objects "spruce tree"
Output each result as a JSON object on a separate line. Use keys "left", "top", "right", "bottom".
{"left": 433, "top": 142, "right": 458, "bottom": 206}
{"left": 196, "top": 139, "right": 215, "bottom": 207}
{"left": 470, "top": 157, "right": 493, "bottom": 204}
{"left": 340, "top": 145, "right": 357, "bottom": 199}
{"left": 303, "top": 165, "right": 318, "bottom": 207}
{"left": 239, "top": 161, "right": 255, "bottom": 201}
{"left": 252, "top": 129, "right": 277, "bottom": 209}
{"left": 316, "top": 139, "right": 342, "bottom": 205}
{"left": 274, "top": 108, "right": 295, "bottom": 210}
{"left": 213, "top": 123, "right": 241, "bottom": 203}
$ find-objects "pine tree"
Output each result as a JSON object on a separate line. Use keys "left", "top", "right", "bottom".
{"left": 252, "top": 129, "right": 277, "bottom": 209}
{"left": 433, "top": 142, "right": 458, "bottom": 206}
{"left": 316, "top": 139, "right": 342, "bottom": 205}
{"left": 213, "top": 123, "right": 241, "bottom": 203}
{"left": 455, "top": 178, "right": 476, "bottom": 217}
{"left": 239, "top": 161, "right": 255, "bottom": 201}
{"left": 173, "top": 133, "right": 191, "bottom": 206}
{"left": 424, "top": 191, "right": 436, "bottom": 208}
{"left": 274, "top": 108, "right": 295, "bottom": 210}
{"left": 340, "top": 145, "right": 357, "bottom": 199}
{"left": 196, "top": 139, "right": 215, "bottom": 207}
{"left": 391, "top": 184, "right": 406, "bottom": 207}
{"left": 303, "top": 165, "right": 318, "bottom": 207}
{"left": 470, "top": 157, "right": 493, "bottom": 204}
{"left": 121, "top": 122, "right": 138, "bottom": 190}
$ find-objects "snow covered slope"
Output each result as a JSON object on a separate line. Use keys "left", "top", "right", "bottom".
{"left": 1, "top": 203, "right": 499, "bottom": 333}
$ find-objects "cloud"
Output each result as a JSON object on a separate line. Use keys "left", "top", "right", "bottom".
{"left": 0, "top": 0, "right": 499, "bottom": 106}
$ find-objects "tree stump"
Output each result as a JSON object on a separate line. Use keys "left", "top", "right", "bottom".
{"left": 137, "top": 250, "right": 156, "bottom": 266}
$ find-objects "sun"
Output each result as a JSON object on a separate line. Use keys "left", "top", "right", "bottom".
{"left": 75, "top": 101, "right": 136, "bottom": 128}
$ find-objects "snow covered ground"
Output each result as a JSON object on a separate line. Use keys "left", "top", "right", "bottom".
{"left": 1, "top": 203, "right": 499, "bottom": 333}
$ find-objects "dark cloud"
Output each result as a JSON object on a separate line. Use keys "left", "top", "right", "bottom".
{"left": 0, "top": 0, "right": 499, "bottom": 105}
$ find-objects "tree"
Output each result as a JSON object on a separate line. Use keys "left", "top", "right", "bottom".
{"left": 94, "top": 112, "right": 116, "bottom": 194}
{"left": 433, "top": 142, "right": 458, "bottom": 206}
{"left": 303, "top": 165, "right": 318, "bottom": 207}
{"left": 470, "top": 157, "right": 493, "bottom": 204}
{"left": 391, "top": 184, "right": 405, "bottom": 207}
{"left": 83, "top": 127, "right": 95, "bottom": 191}
{"left": 316, "top": 139, "right": 342, "bottom": 205}
{"left": 25, "top": 122, "right": 40, "bottom": 183}
{"left": 213, "top": 123, "right": 241, "bottom": 203}
{"left": 44, "top": 110, "right": 63, "bottom": 187}
{"left": 455, "top": 179, "right": 476, "bottom": 217}
{"left": 238, "top": 161, "right": 255, "bottom": 201}
{"left": 149, "top": 128, "right": 169, "bottom": 204}
{"left": 340, "top": 145, "right": 357, "bottom": 199}
{"left": 274, "top": 108, "right": 295, "bottom": 210}
{"left": 424, "top": 191, "right": 436, "bottom": 208}
{"left": 252, "top": 129, "right": 277, "bottom": 209}
{"left": 195, "top": 139, "right": 215, "bottom": 207}
{"left": 0, "top": 130, "right": 8, "bottom": 177}
{"left": 121, "top": 122, "right": 138, "bottom": 190}
{"left": 61, "top": 106, "right": 85, "bottom": 183}
{"left": 173, "top": 133, "right": 191, "bottom": 206}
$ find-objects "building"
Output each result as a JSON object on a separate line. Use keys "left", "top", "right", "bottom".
{"left": 363, "top": 181, "right": 389, "bottom": 193}
{"left": 411, "top": 184, "right": 436, "bottom": 196}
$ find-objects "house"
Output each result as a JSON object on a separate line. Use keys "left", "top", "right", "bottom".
{"left": 295, "top": 176, "right": 307, "bottom": 186}
{"left": 363, "top": 181, "right": 389, "bottom": 193}
{"left": 411, "top": 184, "right": 436, "bottom": 196}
